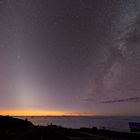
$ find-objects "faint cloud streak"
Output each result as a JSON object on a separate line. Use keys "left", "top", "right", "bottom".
{"left": 82, "top": 97, "right": 140, "bottom": 104}
{"left": 101, "top": 97, "right": 140, "bottom": 104}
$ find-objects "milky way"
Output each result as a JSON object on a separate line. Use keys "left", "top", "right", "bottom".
{"left": 0, "top": 0, "right": 140, "bottom": 115}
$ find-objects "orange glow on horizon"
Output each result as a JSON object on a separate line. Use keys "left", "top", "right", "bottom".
{"left": 0, "top": 110, "right": 95, "bottom": 116}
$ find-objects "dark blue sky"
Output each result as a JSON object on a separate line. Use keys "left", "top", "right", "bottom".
{"left": 0, "top": 0, "right": 140, "bottom": 116}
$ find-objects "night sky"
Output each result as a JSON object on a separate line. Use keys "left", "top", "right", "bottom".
{"left": 0, "top": 0, "right": 140, "bottom": 116}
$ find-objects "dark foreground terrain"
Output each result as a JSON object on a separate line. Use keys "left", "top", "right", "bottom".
{"left": 0, "top": 116, "right": 140, "bottom": 140}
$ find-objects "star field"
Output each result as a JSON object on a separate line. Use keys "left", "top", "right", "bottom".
{"left": 0, "top": 0, "right": 140, "bottom": 116}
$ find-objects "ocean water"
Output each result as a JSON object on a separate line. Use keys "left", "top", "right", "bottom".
{"left": 16, "top": 116, "right": 140, "bottom": 132}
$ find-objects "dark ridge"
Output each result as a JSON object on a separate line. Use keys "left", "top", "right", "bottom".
{"left": 0, "top": 116, "right": 140, "bottom": 140}
{"left": 0, "top": 115, "right": 33, "bottom": 129}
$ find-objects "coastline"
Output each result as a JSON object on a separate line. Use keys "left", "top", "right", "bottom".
{"left": 14, "top": 115, "right": 140, "bottom": 132}
{"left": 0, "top": 116, "right": 140, "bottom": 140}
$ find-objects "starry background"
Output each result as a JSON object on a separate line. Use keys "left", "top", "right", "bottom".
{"left": 0, "top": 0, "right": 140, "bottom": 116}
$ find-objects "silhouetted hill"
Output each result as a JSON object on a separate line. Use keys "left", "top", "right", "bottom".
{"left": 0, "top": 116, "right": 33, "bottom": 130}
{"left": 0, "top": 116, "right": 140, "bottom": 140}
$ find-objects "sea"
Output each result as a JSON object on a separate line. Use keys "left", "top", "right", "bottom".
{"left": 15, "top": 116, "right": 140, "bottom": 132}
